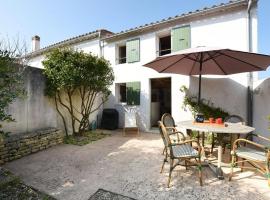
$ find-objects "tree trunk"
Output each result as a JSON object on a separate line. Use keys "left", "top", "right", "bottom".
{"left": 54, "top": 95, "right": 68, "bottom": 137}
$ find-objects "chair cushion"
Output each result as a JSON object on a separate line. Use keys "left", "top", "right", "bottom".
{"left": 235, "top": 146, "right": 266, "bottom": 162}
{"left": 172, "top": 144, "right": 198, "bottom": 158}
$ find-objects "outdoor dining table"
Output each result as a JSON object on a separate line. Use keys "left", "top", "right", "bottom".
{"left": 177, "top": 120, "right": 255, "bottom": 179}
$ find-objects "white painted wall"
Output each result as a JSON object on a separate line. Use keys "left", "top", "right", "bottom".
{"left": 27, "top": 55, "right": 45, "bottom": 69}
{"left": 253, "top": 78, "right": 270, "bottom": 144}
{"left": 27, "top": 40, "right": 101, "bottom": 68}
{"left": 103, "top": 9, "right": 258, "bottom": 131}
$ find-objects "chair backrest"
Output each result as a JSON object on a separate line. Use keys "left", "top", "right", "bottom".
{"left": 158, "top": 121, "right": 173, "bottom": 153}
{"left": 161, "top": 113, "right": 175, "bottom": 128}
{"left": 124, "top": 112, "right": 137, "bottom": 128}
{"left": 224, "top": 115, "right": 245, "bottom": 125}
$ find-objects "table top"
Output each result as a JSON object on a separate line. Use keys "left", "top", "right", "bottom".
{"left": 177, "top": 120, "right": 255, "bottom": 134}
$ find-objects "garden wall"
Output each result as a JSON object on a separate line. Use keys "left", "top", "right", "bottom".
{"left": 3, "top": 66, "right": 58, "bottom": 134}
{"left": 2, "top": 66, "right": 102, "bottom": 134}
{"left": 0, "top": 128, "right": 64, "bottom": 165}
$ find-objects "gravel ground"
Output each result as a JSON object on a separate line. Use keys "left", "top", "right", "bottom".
{"left": 3, "top": 131, "right": 270, "bottom": 200}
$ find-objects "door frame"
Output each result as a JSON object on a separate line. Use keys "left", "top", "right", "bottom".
{"left": 149, "top": 77, "right": 172, "bottom": 129}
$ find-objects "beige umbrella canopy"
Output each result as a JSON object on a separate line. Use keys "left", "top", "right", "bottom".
{"left": 144, "top": 46, "right": 270, "bottom": 104}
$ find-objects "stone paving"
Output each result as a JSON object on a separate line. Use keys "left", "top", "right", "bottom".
{"left": 3, "top": 131, "right": 270, "bottom": 200}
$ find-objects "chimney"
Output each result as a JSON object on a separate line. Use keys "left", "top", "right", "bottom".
{"left": 32, "top": 35, "right": 40, "bottom": 51}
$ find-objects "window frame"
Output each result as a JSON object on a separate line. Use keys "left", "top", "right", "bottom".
{"left": 116, "top": 82, "right": 141, "bottom": 105}
{"left": 158, "top": 34, "right": 171, "bottom": 56}
{"left": 118, "top": 45, "right": 127, "bottom": 64}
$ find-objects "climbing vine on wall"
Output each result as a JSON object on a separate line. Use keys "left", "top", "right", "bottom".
{"left": 180, "top": 85, "right": 229, "bottom": 120}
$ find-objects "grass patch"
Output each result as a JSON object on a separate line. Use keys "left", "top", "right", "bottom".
{"left": 64, "top": 130, "right": 109, "bottom": 146}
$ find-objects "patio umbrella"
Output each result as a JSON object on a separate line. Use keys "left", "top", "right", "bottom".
{"left": 144, "top": 46, "right": 270, "bottom": 104}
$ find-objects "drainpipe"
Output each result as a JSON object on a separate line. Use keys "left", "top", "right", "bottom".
{"left": 247, "top": 0, "right": 254, "bottom": 126}
{"left": 99, "top": 30, "right": 103, "bottom": 57}
{"left": 98, "top": 30, "right": 104, "bottom": 128}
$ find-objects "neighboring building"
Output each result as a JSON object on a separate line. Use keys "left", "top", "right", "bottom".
{"left": 26, "top": 0, "right": 258, "bottom": 132}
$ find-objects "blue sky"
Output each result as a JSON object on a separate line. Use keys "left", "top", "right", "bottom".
{"left": 0, "top": 0, "right": 269, "bottom": 78}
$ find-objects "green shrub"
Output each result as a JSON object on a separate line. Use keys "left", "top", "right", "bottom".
{"left": 180, "top": 85, "right": 229, "bottom": 120}
{"left": 0, "top": 44, "right": 25, "bottom": 137}
{"left": 43, "top": 48, "right": 114, "bottom": 136}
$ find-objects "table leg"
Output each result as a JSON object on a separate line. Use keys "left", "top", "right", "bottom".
{"left": 205, "top": 134, "right": 224, "bottom": 180}
{"left": 217, "top": 144, "right": 224, "bottom": 179}
{"left": 202, "top": 132, "right": 205, "bottom": 147}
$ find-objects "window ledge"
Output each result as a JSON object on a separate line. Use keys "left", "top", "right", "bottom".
{"left": 116, "top": 102, "right": 127, "bottom": 106}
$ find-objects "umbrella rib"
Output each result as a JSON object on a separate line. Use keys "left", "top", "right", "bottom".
{"left": 203, "top": 52, "right": 221, "bottom": 62}
{"left": 189, "top": 53, "right": 201, "bottom": 75}
{"left": 206, "top": 52, "right": 228, "bottom": 75}
{"left": 219, "top": 52, "right": 265, "bottom": 71}
{"left": 185, "top": 54, "right": 199, "bottom": 62}
{"left": 160, "top": 54, "right": 190, "bottom": 73}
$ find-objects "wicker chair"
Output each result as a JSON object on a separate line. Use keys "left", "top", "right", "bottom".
{"left": 158, "top": 121, "right": 186, "bottom": 174}
{"left": 158, "top": 121, "right": 203, "bottom": 187}
{"left": 161, "top": 113, "right": 177, "bottom": 133}
{"left": 229, "top": 133, "right": 270, "bottom": 187}
{"left": 161, "top": 113, "right": 182, "bottom": 154}
{"left": 211, "top": 115, "right": 245, "bottom": 154}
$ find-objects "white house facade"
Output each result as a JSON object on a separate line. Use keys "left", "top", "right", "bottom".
{"left": 27, "top": 0, "right": 260, "bottom": 132}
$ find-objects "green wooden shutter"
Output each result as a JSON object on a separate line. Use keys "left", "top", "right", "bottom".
{"left": 171, "top": 25, "right": 191, "bottom": 52}
{"left": 126, "top": 82, "right": 140, "bottom": 105}
{"left": 127, "top": 38, "right": 140, "bottom": 63}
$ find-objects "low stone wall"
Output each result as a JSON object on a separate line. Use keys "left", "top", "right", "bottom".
{"left": 0, "top": 129, "right": 64, "bottom": 165}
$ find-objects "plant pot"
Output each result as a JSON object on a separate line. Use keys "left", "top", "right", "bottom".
{"left": 195, "top": 113, "right": 204, "bottom": 123}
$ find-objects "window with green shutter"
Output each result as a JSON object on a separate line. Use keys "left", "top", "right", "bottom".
{"left": 126, "top": 82, "right": 140, "bottom": 105}
{"left": 126, "top": 38, "right": 140, "bottom": 63}
{"left": 171, "top": 25, "right": 191, "bottom": 52}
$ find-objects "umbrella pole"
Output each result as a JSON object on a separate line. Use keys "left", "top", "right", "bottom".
{"left": 198, "top": 54, "right": 202, "bottom": 105}
{"left": 198, "top": 73, "right": 202, "bottom": 105}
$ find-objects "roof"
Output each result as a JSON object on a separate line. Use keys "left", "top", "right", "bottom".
{"left": 26, "top": 29, "right": 113, "bottom": 58}
{"left": 104, "top": 0, "right": 252, "bottom": 41}
{"left": 27, "top": 0, "right": 254, "bottom": 58}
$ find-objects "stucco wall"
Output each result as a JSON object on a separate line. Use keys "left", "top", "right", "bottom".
{"left": 3, "top": 67, "right": 58, "bottom": 133}
{"left": 253, "top": 78, "right": 270, "bottom": 144}
{"left": 2, "top": 66, "right": 102, "bottom": 134}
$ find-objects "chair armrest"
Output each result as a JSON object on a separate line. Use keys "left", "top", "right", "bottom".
{"left": 169, "top": 131, "right": 186, "bottom": 140}
{"left": 232, "top": 138, "right": 269, "bottom": 152}
{"left": 247, "top": 133, "right": 270, "bottom": 142}
{"left": 166, "top": 127, "right": 177, "bottom": 131}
